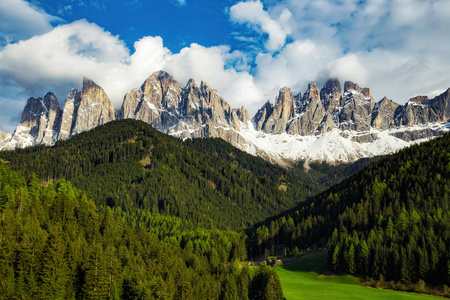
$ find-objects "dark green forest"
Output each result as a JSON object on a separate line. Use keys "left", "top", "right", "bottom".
{"left": 2, "top": 118, "right": 449, "bottom": 297}
{"left": 0, "top": 120, "right": 367, "bottom": 232}
{"left": 0, "top": 164, "right": 284, "bottom": 299}
{"left": 0, "top": 119, "right": 305, "bottom": 231}
{"left": 250, "top": 132, "right": 450, "bottom": 287}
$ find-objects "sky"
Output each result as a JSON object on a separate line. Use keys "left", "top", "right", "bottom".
{"left": 1, "top": 0, "right": 450, "bottom": 133}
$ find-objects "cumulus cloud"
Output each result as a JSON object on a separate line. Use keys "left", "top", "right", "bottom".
{"left": 0, "top": 19, "right": 174, "bottom": 130}
{"left": 0, "top": 20, "right": 262, "bottom": 132}
{"left": 235, "top": 0, "right": 450, "bottom": 103}
{"left": 0, "top": 0, "right": 60, "bottom": 47}
{"left": 229, "top": 0, "right": 291, "bottom": 51}
{"left": 1, "top": 0, "right": 450, "bottom": 134}
{"left": 327, "top": 54, "right": 369, "bottom": 86}
{"left": 253, "top": 40, "right": 338, "bottom": 96}
{"left": 0, "top": 20, "right": 139, "bottom": 105}
{"left": 165, "top": 43, "right": 263, "bottom": 110}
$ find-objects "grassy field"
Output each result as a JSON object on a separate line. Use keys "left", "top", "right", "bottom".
{"left": 276, "top": 251, "right": 441, "bottom": 300}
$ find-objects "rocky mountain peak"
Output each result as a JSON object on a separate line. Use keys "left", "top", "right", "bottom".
{"left": 119, "top": 71, "right": 249, "bottom": 145}
{"left": 43, "top": 92, "right": 59, "bottom": 111}
{"left": 200, "top": 80, "right": 212, "bottom": 95}
{"left": 320, "top": 78, "right": 341, "bottom": 112}
{"left": 371, "top": 97, "right": 399, "bottom": 130}
{"left": 5, "top": 71, "right": 450, "bottom": 165}
{"left": 252, "top": 101, "right": 274, "bottom": 131}
{"left": 275, "top": 87, "right": 294, "bottom": 105}
{"left": 343, "top": 81, "right": 360, "bottom": 93}
{"left": 361, "top": 88, "right": 371, "bottom": 98}
{"left": 302, "top": 82, "right": 320, "bottom": 101}
{"left": 322, "top": 78, "right": 341, "bottom": 92}
{"left": 185, "top": 78, "right": 197, "bottom": 89}
{"left": 5, "top": 91, "right": 63, "bottom": 149}
{"left": 71, "top": 78, "right": 115, "bottom": 135}
{"left": 82, "top": 77, "right": 100, "bottom": 93}
{"left": 20, "top": 97, "right": 47, "bottom": 125}
{"left": 342, "top": 81, "right": 371, "bottom": 98}
{"left": 409, "top": 95, "right": 430, "bottom": 105}
{"left": 67, "top": 88, "right": 81, "bottom": 101}
{"left": 58, "top": 89, "right": 81, "bottom": 141}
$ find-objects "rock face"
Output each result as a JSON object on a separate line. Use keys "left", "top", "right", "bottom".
{"left": 252, "top": 79, "right": 377, "bottom": 135}
{"left": 1, "top": 78, "right": 114, "bottom": 150}
{"left": 254, "top": 87, "right": 298, "bottom": 134}
{"left": 290, "top": 82, "right": 326, "bottom": 135}
{"left": 58, "top": 89, "right": 81, "bottom": 141}
{"left": 0, "top": 130, "right": 11, "bottom": 150}
{"left": 371, "top": 97, "right": 400, "bottom": 130}
{"left": 395, "top": 90, "right": 450, "bottom": 126}
{"left": 121, "top": 71, "right": 250, "bottom": 145}
{"left": 72, "top": 78, "right": 115, "bottom": 135}
{"left": 338, "top": 82, "right": 375, "bottom": 131}
{"left": 254, "top": 80, "right": 450, "bottom": 139}
{"left": 3, "top": 71, "right": 450, "bottom": 164}
{"left": 3, "top": 92, "right": 61, "bottom": 149}
{"left": 59, "top": 78, "right": 114, "bottom": 139}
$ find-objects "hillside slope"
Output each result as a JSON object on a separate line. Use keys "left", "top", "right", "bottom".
{"left": 0, "top": 119, "right": 305, "bottom": 230}
{"left": 0, "top": 162, "right": 287, "bottom": 299}
{"left": 250, "top": 132, "right": 450, "bottom": 286}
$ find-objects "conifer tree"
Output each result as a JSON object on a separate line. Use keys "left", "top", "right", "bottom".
{"left": 40, "top": 224, "right": 69, "bottom": 300}
{"left": 84, "top": 243, "right": 109, "bottom": 300}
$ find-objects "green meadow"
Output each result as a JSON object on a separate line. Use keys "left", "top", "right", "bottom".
{"left": 276, "top": 251, "right": 441, "bottom": 300}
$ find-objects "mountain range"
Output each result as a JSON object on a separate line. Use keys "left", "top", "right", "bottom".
{"left": 2, "top": 70, "right": 449, "bottom": 165}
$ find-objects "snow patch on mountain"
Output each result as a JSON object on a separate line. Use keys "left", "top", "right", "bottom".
{"left": 236, "top": 122, "right": 450, "bottom": 165}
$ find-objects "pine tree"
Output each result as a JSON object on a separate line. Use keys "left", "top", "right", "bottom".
{"left": 84, "top": 243, "right": 109, "bottom": 300}
{"left": 358, "top": 240, "right": 369, "bottom": 275}
{"left": 331, "top": 245, "right": 341, "bottom": 273}
{"left": 346, "top": 244, "right": 356, "bottom": 275}
{"left": 40, "top": 224, "right": 69, "bottom": 300}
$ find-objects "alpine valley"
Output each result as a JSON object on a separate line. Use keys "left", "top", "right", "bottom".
{"left": 2, "top": 70, "right": 450, "bottom": 165}
{"left": 2, "top": 73, "right": 450, "bottom": 298}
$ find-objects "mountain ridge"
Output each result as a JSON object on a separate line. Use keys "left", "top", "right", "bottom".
{"left": 2, "top": 70, "right": 449, "bottom": 165}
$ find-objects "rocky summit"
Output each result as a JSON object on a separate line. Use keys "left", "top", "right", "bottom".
{"left": 2, "top": 71, "right": 450, "bottom": 165}
{"left": 2, "top": 78, "right": 114, "bottom": 150}
{"left": 120, "top": 71, "right": 250, "bottom": 145}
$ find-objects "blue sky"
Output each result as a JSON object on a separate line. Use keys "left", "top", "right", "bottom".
{"left": 1, "top": 0, "right": 450, "bottom": 133}
{"left": 35, "top": 0, "right": 239, "bottom": 53}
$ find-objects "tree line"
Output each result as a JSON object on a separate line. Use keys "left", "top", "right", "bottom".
{"left": 0, "top": 164, "right": 284, "bottom": 299}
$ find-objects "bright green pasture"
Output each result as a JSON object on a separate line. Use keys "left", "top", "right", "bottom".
{"left": 276, "top": 251, "right": 440, "bottom": 300}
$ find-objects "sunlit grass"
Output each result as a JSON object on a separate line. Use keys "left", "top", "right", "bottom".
{"left": 276, "top": 251, "right": 440, "bottom": 300}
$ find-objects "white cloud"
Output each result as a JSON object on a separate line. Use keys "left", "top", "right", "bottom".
{"left": 252, "top": 40, "right": 339, "bottom": 100}
{"left": 0, "top": 0, "right": 60, "bottom": 47}
{"left": 0, "top": 20, "right": 171, "bottom": 120}
{"left": 229, "top": 0, "right": 291, "bottom": 51}
{"left": 164, "top": 43, "right": 263, "bottom": 110}
{"left": 327, "top": 54, "right": 369, "bottom": 86}
{"left": 1, "top": 0, "right": 450, "bottom": 134}
{"left": 173, "top": 0, "right": 186, "bottom": 7}
{"left": 0, "top": 20, "right": 263, "bottom": 132}
{"left": 233, "top": 0, "right": 450, "bottom": 103}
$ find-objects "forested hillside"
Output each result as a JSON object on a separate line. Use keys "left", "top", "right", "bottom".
{"left": 250, "top": 133, "right": 450, "bottom": 287}
{"left": 4, "top": 117, "right": 445, "bottom": 295}
{"left": 0, "top": 119, "right": 304, "bottom": 231}
{"left": 0, "top": 164, "right": 285, "bottom": 299}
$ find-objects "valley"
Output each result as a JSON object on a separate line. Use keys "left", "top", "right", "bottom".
{"left": 1, "top": 118, "right": 449, "bottom": 298}
{"left": 1, "top": 0, "right": 449, "bottom": 299}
